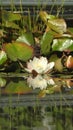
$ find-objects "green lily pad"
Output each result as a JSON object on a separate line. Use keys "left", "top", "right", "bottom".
{"left": 2, "top": 21, "right": 20, "bottom": 29}
{"left": 39, "top": 11, "right": 56, "bottom": 24}
{"left": 47, "top": 19, "right": 67, "bottom": 34}
{"left": 0, "top": 50, "right": 7, "bottom": 65}
{"left": 40, "top": 31, "right": 53, "bottom": 55}
{"left": 3, "top": 42, "right": 34, "bottom": 61}
{"left": 16, "top": 32, "right": 34, "bottom": 46}
{"left": 55, "top": 58, "right": 63, "bottom": 72}
{"left": 2, "top": 10, "right": 21, "bottom": 22}
{"left": 39, "top": 11, "right": 67, "bottom": 34}
{"left": 2, "top": 11, "right": 21, "bottom": 29}
{"left": 52, "top": 38, "right": 73, "bottom": 51}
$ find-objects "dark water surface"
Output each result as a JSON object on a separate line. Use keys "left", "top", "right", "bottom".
{"left": 0, "top": 73, "right": 73, "bottom": 130}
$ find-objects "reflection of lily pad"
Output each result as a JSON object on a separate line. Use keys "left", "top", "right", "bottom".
{"left": 4, "top": 81, "right": 32, "bottom": 94}
{"left": 0, "top": 78, "right": 6, "bottom": 87}
{"left": 38, "top": 90, "right": 46, "bottom": 98}
{"left": 3, "top": 42, "right": 34, "bottom": 61}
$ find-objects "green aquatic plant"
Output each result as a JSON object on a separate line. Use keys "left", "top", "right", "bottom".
{"left": 0, "top": 1, "right": 73, "bottom": 73}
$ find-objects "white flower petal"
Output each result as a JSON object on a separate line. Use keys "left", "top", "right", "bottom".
{"left": 25, "top": 56, "right": 55, "bottom": 74}
{"left": 44, "top": 62, "right": 55, "bottom": 73}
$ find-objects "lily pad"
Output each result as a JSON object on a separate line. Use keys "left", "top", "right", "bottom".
{"left": 2, "top": 10, "right": 21, "bottom": 22}
{"left": 55, "top": 58, "right": 63, "bottom": 72}
{"left": 0, "top": 50, "right": 7, "bottom": 65}
{"left": 52, "top": 38, "right": 73, "bottom": 51}
{"left": 39, "top": 11, "right": 56, "bottom": 23}
{"left": 3, "top": 42, "right": 34, "bottom": 61}
{"left": 2, "top": 21, "right": 20, "bottom": 29}
{"left": 16, "top": 32, "right": 34, "bottom": 46}
{"left": 47, "top": 19, "right": 67, "bottom": 34}
{"left": 39, "top": 11, "right": 67, "bottom": 34}
{"left": 40, "top": 31, "right": 53, "bottom": 55}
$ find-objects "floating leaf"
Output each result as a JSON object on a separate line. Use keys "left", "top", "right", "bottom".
{"left": 49, "top": 54, "right": 59, "bottom": 62}
{"left": 4, "top": 81, "right": 32, "bottom": 94}
{"left": 2, "top": 10, "right": 21, "bottom": 22}
{"left": 16, "top": 32, "right": 34, "bottom": 46}
{"left": 40, "top": 31, "right": 53, "bottom": 55}
{"left": 39, "top": 11, "right": 56, "bottom": 23}
{"left": 47, "top": 19, "right": 67, "bottom": 34}
{"left": 52, "top": 38, "right": 73, "bottom": 51}
{"left": 0, "top": 50, "right": 7, "bottom": 65}
{"left": 3, "top": 42, "right": 34, "bottom": 61}
{"left": 2, "top": 21, "right": 20, "bottom": 29}
{"left": 39, "top": 11, "right": 67, "bottom": 34}
{"left": 2, "top": 11, "right": 21, "bottom": 29}
{"left": 55, "top": 58, "right": 63, "bottom": 72}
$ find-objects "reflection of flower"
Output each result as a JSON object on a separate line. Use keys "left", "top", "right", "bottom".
{"left": 27, "top": 75, "right": 55, "bottom": 90}
{"left": 25, "top": 56, "right": 55, "bottom": 74}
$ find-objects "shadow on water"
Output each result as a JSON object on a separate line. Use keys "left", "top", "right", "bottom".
{"left": 0, "top": 73, "right": 73, "bottom": 130}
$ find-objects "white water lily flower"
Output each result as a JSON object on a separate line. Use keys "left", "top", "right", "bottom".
{"left": 27, "top": 75, "right": 55, "bottom": 90}
{"left": 25, "top": 56, "right": 54, "bottom": 74}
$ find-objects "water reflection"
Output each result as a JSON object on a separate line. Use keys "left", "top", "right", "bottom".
{"left": 0, "top": 74, "right": 73, "bottom": 96}
{"left": 27, "top": 75, "right": 55, "bottom": 90}
{"left": 0, "top": 106, "right": 73, "bottom": 130}
{"left": 0, "top": 74, "right": 73, "bottom": 130}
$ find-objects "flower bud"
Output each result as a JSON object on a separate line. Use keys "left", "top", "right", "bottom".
{"left": 66, "top": 55, "right": 73, "bottom": 69}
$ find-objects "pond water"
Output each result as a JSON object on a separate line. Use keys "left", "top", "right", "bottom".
{"left": 0, "top": 73, "right": 73, "bottom": 130}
